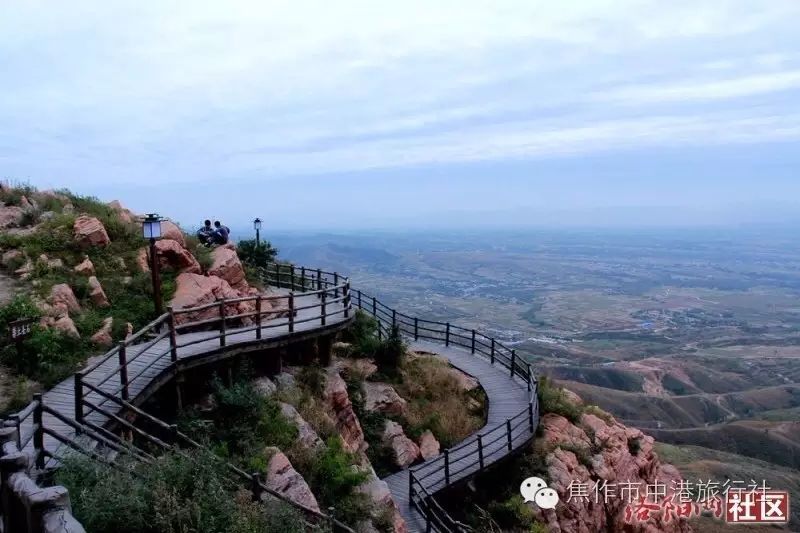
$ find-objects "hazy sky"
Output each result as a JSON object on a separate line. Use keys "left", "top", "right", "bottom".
{"left": 1, "top": 1, "right": 799, "bottom": 230}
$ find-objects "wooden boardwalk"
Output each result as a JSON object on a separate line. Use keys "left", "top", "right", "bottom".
{"left": 384, "top": 340, "right": 535, "bottom": 532}
{"left": 23, "top": 289, "right": 350, "bottom": 458}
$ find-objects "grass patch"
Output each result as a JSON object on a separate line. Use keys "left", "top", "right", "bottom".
{"left": 537, "top": 375, "right": 582, "bottom": 422}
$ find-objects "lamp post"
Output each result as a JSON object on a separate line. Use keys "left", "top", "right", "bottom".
{"left": 142, "top": 214, "right": 164, "bottom": 316}
{"left": 253, "top": 217, "right": 262, "bottom": 248}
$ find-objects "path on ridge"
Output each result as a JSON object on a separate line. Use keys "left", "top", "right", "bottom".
{"left": 383, "top": 339, "right": 533, "bottom": 532}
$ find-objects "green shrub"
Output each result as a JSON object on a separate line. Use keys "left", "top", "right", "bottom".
{"left": 537, "top": 376, "right": 582, "bottom": 422}
{"left": 55, "top": 450, "right": 305, "bottom": 533}
{"left": 628, "top": 436, "right": 642, "bottom": 455}
{"left": 557, "top": 442, "right": 593, "bottom": 468}
{"left": 0, "top": 295, "right": 41, "bottom": 331}
{"left": 236, "top": 238, "right": 278, "bottom": 268}
{"left": 0, "top": 326, "right": 86, "bottom": 387}
{"left": 296, "top": 364, "right": 326, "bottom": 398}
{"left": 373, "top": 326, "right": 404, "bottom": 376}
{"left": 305, "top": 438, "right": 370, "bottom": 525}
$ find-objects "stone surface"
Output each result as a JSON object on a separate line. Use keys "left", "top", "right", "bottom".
{"left": 418, "top": 430, "right": 440, "bottom": 460}
{"left": 53, "top": 315, "right": 80, "bottom": 338}
{"left": 532, "top": 406, "right": 692, "bottom": 533}
{"left": 209, "top": 246, "right": 248, "bottom": 290}
{"left": 325, "top": 368, "right": 366, "bottom": 454}
{"left": 252, "top": 376, "right": 277, "bottom": 398}
{"left": 108, "top": 200, "right": 135, "bottom": 224}
{"left": 48, "top": 284, "right": 80, "bottom": 315}
{"left": 154, "top": 239, "right": 201, "bottom": 274}
{"left": 382, "top": 420, "right": 420, "bottom": 468}
{"left": 136, "top": 248, "right": 150, "bottom": 273}
{"left": 88, "top": 276, "right": 110, "bottom": 308}
{"left": 363, "top": 382, "right": 407, "bottom": 416}
{"left": 73, "top": 215, "right": 110, "bottom": 248}
{"left": 1, "top": 249, "right": 22, "bottom": 267}
{"left": 358, "top": 466, "right": 408, "bottom": 533}
{"left": 448, "top": 367, "right": 480, "bottom": 391}
{"left": 264, "top": 447, "right": 320, "bottom": 512}
{"left": 90, "top": 317, "right": 113, "bottom": 347}
{"left": 0, "top": 205, "right": 25, "bottom": 228}
{"left": 161, "top": 220, "right": 186, "bottom": 247}
{"left": 73, "top": 257, "right": 95, "bottom": 276}
{"left": 279, "top": 402, "right": 324, "bottom": 451}
{"left": 338, "top": 357, "right": 378, "bottom": 380}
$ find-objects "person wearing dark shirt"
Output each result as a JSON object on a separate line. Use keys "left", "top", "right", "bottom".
{"left": 196, "top": 219, "right": 213, "bottom": 246}
{"left": 212, "top": 220, "right": 230, "bottom": 245}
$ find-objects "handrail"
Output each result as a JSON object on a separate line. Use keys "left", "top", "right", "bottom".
{"left": 350, "top": 287, "right": 539, "bottom": 532}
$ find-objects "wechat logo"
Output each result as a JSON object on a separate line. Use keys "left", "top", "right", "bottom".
{"left": 520, "top": 477, "right": 559, "bottom": 509}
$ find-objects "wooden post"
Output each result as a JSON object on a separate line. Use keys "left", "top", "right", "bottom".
{"left": 506, "top": 419, "right": 512, "bottom": 451}
{"left": 334, "top": 272, "right": 339, "bottom": 298}
{"left": 425, "top": 506, "right": 432, "bottom": 533}
{"left": 527, "top": 363, "right": 532, "bottom": 392}
{"left": 408, "top": 470, "right": 414, "bottom": 500}
{"left": 288, "top": 292, "right": 295, "bottom": 333}
{"left": 510, "top": 349, "right": 516, "bottom": 377}
{"left": 357, "top": 290, "right": 362, "bottom": 309}
{"left": 300, "top": 266, "right": 306, "bottom": 292}
{"left": 321, "top": 290, "right": 327, "bottom": 326}
{"left": 167, "top": 306, "right": 178, "bottom": 362}
{"left": 255, "top": 295, "right": 262, "bottom": 340}
{"left": 219, "top": 300, "right": 226, "bottom": 347}
{"left": 118, "top": 342, "right": 129, "bottom": 401}
{"left": 316, "top": 268, "right": 322, "bottom": 297}
{"left": 392, "top": 309, "right": 396, "bottom": 328}
{"left": 471, "top": 329, "right": 476, "bottom": 354}
{"left": 32, "top": 393, "right": 44, "bottom": 470}
{"left": 478, "top": 434, "right": 485, "bottom": 469}
{"left": 74, "top": 372, "right": 84, "bottom": 425}
{"left": 251, "top": 473, "right": 263, "bottom": 502}
{"left": 372, "top": 297, "right": 377, "bottom": 317}
{"left": 528, "top": 402, "right": 535, "bottom": 432}
{"left": 414, "top": 317, "right": 418, "bottom": 340}
{"left": 491, "top": 338, "right": 495, "bottom": 364}
{"left": 290, "top": 265, "right": 295, "bottom": 290}
{"left": 445, "top": 323, "right": 450, "bottom": 346}
{"left": 444, "top": 449, "right": 450, "bottom": 485}
{"left": 343, "top": 282, "right": 350, "bottom": 318}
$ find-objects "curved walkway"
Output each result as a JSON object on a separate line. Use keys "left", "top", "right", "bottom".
{"left": 383, "top": 340, "right": 534, "bottom": 532}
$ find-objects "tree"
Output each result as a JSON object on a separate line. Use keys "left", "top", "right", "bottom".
{"left": 236, "top": 238, "right": 278, "bottom": 267}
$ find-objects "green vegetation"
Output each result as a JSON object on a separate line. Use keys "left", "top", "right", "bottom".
{"left": 54, "top": 450, "right": 305, "bottom": 533}
{"left": 237, "top": 238, "right": 278, "bottom": 267}
{"left": 537, "top": 375, "right": 582, "bottom": 422}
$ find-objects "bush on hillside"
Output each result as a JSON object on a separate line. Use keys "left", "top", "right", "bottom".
{"left": 236, "top": 238, "right": 278, "bottom": 268}
{"left": 537, "top": 375, "right": 582, "bottom": 423}
{"left": 54, "top": 450, "right": 305, "bottom": 533}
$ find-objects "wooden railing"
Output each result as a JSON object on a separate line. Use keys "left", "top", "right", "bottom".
{"left": 351, "top": 289, "right": 540, "bottom": 533}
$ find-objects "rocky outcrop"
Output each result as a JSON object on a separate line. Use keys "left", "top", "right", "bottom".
{"left": 0, "top": 205, "right": 25, "bottom": 228}
{"left": 363, "top": 382, "right": 407, "bottom": 416}
{"left": 325, "top": 369, "right": 366, "bottom": 454}
{"left": 264, "top": 447, "right": 320, "bottom": 512}
{"left": 382, "top": 420, "right": 420, "bottom": 468}
{"left": 418, "top": 430, "right": 440, "bottom": 460}
{"left": 338, "top": 357, "right": 378, "bottom": 381}
{"left": 160, "top": 220, "right": 185, "bottom": 247}
{"left": 279, "top": 402, "right": 324, "bottom": 451}
{"left": 1, "top": 249, "right": 22, "bottom": 268}
{"left": 90, "top": 317, "right": 113, "bottom": 347}
{"left": 53, "top": 315, "right": 80, "bottom": 338}
{"left": 38, "top": 254, "right": 63, "bottom": 270}
{"left": 48, "top": 284, "right": 80, "bottom": 315}
{"left": 357, "top": 466, "right": 408, "bottom": 533}
{"left": 87, "top": 276, "right": 110, "bottom": 308}
{"left": 208, "top": 245, "right": 247, "bottom": 290}
{"left": 73, "top": 215, "right": 110, "bottom": 248}
{"left": 252, "top": 377, "right": 277, "bottom": 398}
{"left": 154, "top": 239, "right": 201, "bottom": 274}
{"left": 135, "top": 248, "right": 150, "bottom": 273}
{"left": 108, "top": 200, "right": 135, "bottom": 224}
{"left": 533, "top": 403, "right": 692, "bottom": 533}
{"left": 73, "top": 257, "right": 95, "bottom": 276}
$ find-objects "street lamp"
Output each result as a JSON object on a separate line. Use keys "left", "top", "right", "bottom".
{"left": 142, "top": 214, "right": 164, "bottom": 316}
{"left": 253, "top": 218, "right": 262, "bottom": 248}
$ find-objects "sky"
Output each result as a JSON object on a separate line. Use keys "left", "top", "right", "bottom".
{"left": 1, "top": 1, "right": 799, "bottom": 230}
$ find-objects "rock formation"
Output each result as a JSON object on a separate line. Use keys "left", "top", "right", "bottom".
{"left": 73, "top": 216, "right": 110, "bottom": 248}
{"left": 264, "top": 447, "right": 320, "bottom": 512}
{"left": 90, "top": 317, "right": 114, "bottom": 347}
{"left": 48, "top": 284, "right": 80, "bottom": 315}
{"left": 0, "top": 205, "right": 25, "bottom": 228}
{"left": 160, "top": 220, "right": 185, "bottom": 247}
{"left": 87, "top": 276, "right": 110, "bottom": 308}
{"left": 363, "top": 382, "right": 407, "bottom": 416}
{"left": 418, "top": 430, "right": 440, "bottom": 460}
{"left": 208, "top": 245, "right": 248, "bottom": 290}
{"left": 154, "top": 239, "right": 201, "bottom": 274}
{"left": 73, "top": 257, "right": 95, "bottom": 276}
{"left": 382, "top": 420, "right": 420, "bottom": 468}
{"left": 279, "top": 402, "right": 324, "bottom": 451}
{"left": 53, "top": 315, "right": 80, "bottom": 338}
{"left": 324, "top": 368, "right": 366, "bottom": 454}
{"left": 357, "top": 466, "right": 408, "bottom": 533}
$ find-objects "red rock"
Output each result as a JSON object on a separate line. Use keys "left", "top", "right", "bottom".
{"left": 363, "top": 382, "right": 407, "bottom": 416}
{"left": 161, "top": 220, "right": 186, "bottom": 247}
{"left": 358, "top": 467, "right": 408, "bottom": 533}
{"left": 2, "top": 249, "right": 23, "bottom": 267}
{"left": 48, "top": 284, "right": 80, "bottom": 315}
{"left": 383, "top": 420, "right": 420, "bottom": 468}
{"left": 108, "top": 200, "right": 135, "bottom": 224}
{"left": 279, "top": 402, "right": 323, "bottom": 451}
{"left": 91, "top": 317, "right": 113, "bottom": 347}
{"left": 325, "top": 369, "right": 366, "bottom": 453}
{"left": 73, "top": 257, "right": 95, "bottom": 276}
{"left": 155, "top": 239, "right": 201, "bottom": 274}
{"left": 169, "top": 273, "right": 255, "bottom": 325}
{"left": 0, "top": 205, "right": 24, "bottom": 228}
{"left": 53, "top": 315, "right": 79, "bottom": 338}
{"left": 209, "top": 246, "right": 248, "bottom": 290}
{"left": 88, "top": 276, "right": 110, "bottom": 308}
{"left": 73, "top": 215, "right": 110, "bottom": 248}
{"left": 136, "top": 248, "right": 150, "bottom": 273}
{"left": 418, "top": 430, "right": 440, "bottom": 460}
{"left": 264, "top": 448, "right": 320, "bottom": 512}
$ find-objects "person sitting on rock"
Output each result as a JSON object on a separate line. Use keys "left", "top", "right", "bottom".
{"left": 196, "top": 219, "right": 214, "bottom": 246}
{"left": 211, "top": 220, "right": 230, "bottom": 245}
